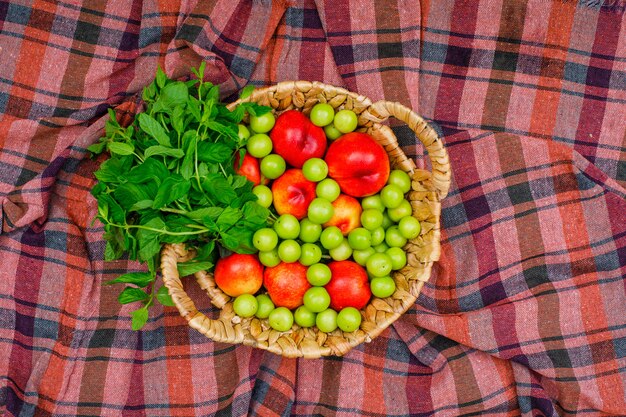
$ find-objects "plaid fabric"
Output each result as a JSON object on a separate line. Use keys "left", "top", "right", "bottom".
{"left": 1, "top": 0, "right": 625, "bottom": 415}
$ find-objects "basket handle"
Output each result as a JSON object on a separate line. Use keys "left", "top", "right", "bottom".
{"left": 369, "top": 100, "right": 451, "bottom": 200}
{"left": 161, "top": 244, "right": 246, "bottom": 344}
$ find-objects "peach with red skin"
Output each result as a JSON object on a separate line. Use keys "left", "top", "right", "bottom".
{"left": 325, "top": 261, "right": 371, "bottom": 310}
{"left": 325, "top": 132, "right": 390, "bottom": 197}
{"left": 234, "top": 152, "right": 261, "bottom": 186}
{"left": 214, "top": 253, "right": 264, "bottom": 297}
{"left": 270, "top": 110, "right": 327, "bottom": 168}
{"left": 263, "top": 262, "right": 311, "bottom": 309}
{"left": 271, "top": 169, "right": 317, "bottom": 220}
{"left": 323, "top": 194, "right": 362, "bottom": 235}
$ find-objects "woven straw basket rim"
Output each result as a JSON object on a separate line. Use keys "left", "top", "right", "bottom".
{"left": 161, "top": 81, "right": 451, "bottom": 358}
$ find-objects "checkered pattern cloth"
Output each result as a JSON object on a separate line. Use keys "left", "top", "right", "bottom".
{"left": 1, "top": 0, "right": 625, "bottom": 415}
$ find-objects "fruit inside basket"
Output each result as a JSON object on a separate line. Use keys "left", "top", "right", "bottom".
{"left": 160, "top": 80, "right": 450, "bottom": 359}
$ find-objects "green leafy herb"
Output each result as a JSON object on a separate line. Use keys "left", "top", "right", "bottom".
{"left": 156, "top": 286, "right": 176, "bottom": 307}
{"left": 176, "top": 260, "right": 215, "bottom": 277}
{"left": 104, "top": 272, "right": 154, "bottom": 287}
{"left": 118, "top": 287, "right": 150, "bottom": 304}
{"left": 90, "top": 63, "right": 272, "bottom": 330}
{"left": 131, "top": 307, "right": 149, "bottom": 330}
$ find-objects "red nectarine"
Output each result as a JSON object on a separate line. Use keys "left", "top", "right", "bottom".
{"left": 234, "top": 152, "right": 261, "bottom": 186}
{"left": 326, "top": 261, "right": 371, "bottom": 310}
{"left": 263, "top": 262, "right": 311, "bottom": 309}
{"left": 326, "top": 132, "right": 390, "bottom": 197}
{"left": 270, "top": 110, "right": 327, "bottom": 168}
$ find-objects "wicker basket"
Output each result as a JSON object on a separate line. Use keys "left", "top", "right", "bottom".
{"left": 161, "top": 81, "right": 450, "bottom": 358}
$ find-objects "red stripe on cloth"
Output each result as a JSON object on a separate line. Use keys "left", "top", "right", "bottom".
{"left": 164, "top": 319, "right": 195, "bottom": 416}
{"left": 574, "top": 10, "right": 622, "bottom": 165}
{"left": 434, "top": 1, "right": 480, "bottom": 126}
{"left": 528, "top": 3, "right": 576, "bottom": 139}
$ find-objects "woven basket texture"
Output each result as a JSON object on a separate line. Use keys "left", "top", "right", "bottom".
{"left": 161, "top": 81, "right": 450, "bottom": 358}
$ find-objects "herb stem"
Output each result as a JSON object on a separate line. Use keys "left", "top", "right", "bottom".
{"left": 160, "top": 207, "right": 186, "bottom": 214}
{"left": 218, "top": 163, "right": 228, "bottom": 177}
{"left": 185, "top": 224, "right": 208, "bottom": 230}
{"left": 107, "top": 222, "right": 210, "bottom": 236}
{"left": 174, "top": 200, "right": 188, "bottom": 212}
{"left": 159, "top": 113, "right": 168, "bottom": 132}
{"left": 193, "top": 127, "right": 216, "bottom": 207}
{"left": 145, "top": 293, "right": 154, "bottom": 309}
{"left": 194, "top": 137, "right": 203, "bottom": 194}
{"left": 133, "top": 152, "right": 144, "bottom": 163}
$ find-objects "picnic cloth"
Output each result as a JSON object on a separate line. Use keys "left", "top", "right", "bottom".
{"left": 1, "top": 0, "right": 625, "bottom": 415}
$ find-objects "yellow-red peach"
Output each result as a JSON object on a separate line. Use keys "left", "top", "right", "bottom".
{"left": 323, "top": 194, "right": 362, "bottom": 235}
{"left": 271, "top": 169, "right": 317, "bottom": 220}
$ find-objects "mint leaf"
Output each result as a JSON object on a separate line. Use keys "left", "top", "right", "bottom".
{"left": 143, "top": 81, "right": 157, "bottom": 102}
{"left": 244, "top": 102, "right": 272, "bottom": 117}
{"left": 176, "top": 260, "right": 214, "bottom": 277}
{"left": 162, "top": 215, "right": 197, "bottom": 235}
{"left": 88, "top": 141, "right": 107, "bottom": 155}
{"left": 104, "top": 240, "right": 123, "bottom": 261}
{"left": 199, "top": 216, "right": 218, "bottom": 232}
{"left": 240, "top": 85, "right": 255, "bottom": 99}
{"left": 242, "top": 201, "right": 269, "bottom": 226}
{"left": 94, "top": 158, "right": 125, "bottom": 183}
{"left": 160, "top": 82, "right": 188, "bottom": 109}
{"left": 131, "top": 307, "right": 149, "bottom": 330}
{"left": 152, "top": 175, "right": 191, "bottom": 209}
{"left": 127, "top": 158, "right": 169, "bottom": 184}
{"left": 220, "top": 224, "right": 255, "bottom": 254}
{"left": 231, "top": 175, "right": 248, "bottom": 190}
{"left": 198, "top": 162, "right": 209, "bottom": 178}
{"left": 105, "top": 120, "right": 119, "bottom": 137}
{"left": 144, "top": 145, "right": 185, "bottom": 159}
{"left": 118, "top": 287, "right": 149, "bottom": 304}
{"left": 138, "top": 113, "right": 170, "bottom": 147}
{"left": 107, "top": 142, "right": 134, "bottom": 156}
{"left": 99, "top": 194, "right": 126, "bottom": 224}
{"left": 219, "top": 231, "right": 240, "bottom": 252}
{"left": 180, "top": 131, "right": 197, "bottom": 180}
{"left": 203, "top": 175, "right": 236, "bottom": 205}
{"left": 171, "top": 106, "right": 185, "bottom": 133}
{"left": 217, "top": 207, "right": 242, "bottom": 231}
{"left": 187, "top": 96, "right": 201, "bottom": 122}
{"left": 207, "top": 121, "right": 238, "bottom": 141}
{"left": 104, "top": 272, "right": 154, "bottom": 287}
{"left": 195, "top": 60, "right": 207, "bottom": 80}
{"left": 230, "top": 190, "right": 258, "bottom": 208}
{"left": 195, "top": 241, "right": 216, "bottom": 261}
{"left": 137, "top": 217, "right": 166, "bottom": 261}
{"left": 129, "top": 200, "right": 153, "bottom": 211}
{"left": 185, "top": 207, "right": 223, "bottom": 222}
{"left": 114, "top": 182, "right": 151, "bottom": 210}
{"left": 204, "top": 84, "right": 219, "bottom": 103}
{"left": 155, "top": 66, "right": 167, "bottom": 88}
{"left": 156, "top": 286, "right": 175, "bottom": 307}
{"left": 197, "top": 142, "right": 232, "bottom": 163}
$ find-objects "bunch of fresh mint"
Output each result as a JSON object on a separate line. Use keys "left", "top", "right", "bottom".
{"left": 89, "top": 63, "right": 271, "bottom": 329}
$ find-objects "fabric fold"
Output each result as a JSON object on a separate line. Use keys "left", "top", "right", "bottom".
{"left": 0, "top": 0, "right": 624, "bottom": 416}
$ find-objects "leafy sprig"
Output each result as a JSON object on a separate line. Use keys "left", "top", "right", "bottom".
{"left": 90, "top": 63, "right": 272, "bottom": 330}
